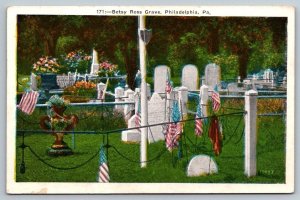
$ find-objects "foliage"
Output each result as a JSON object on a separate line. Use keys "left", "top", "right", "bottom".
{"left": 97, "top": 61, "right": 118, "bottom": 77}
{"left": 46, "top": 95, "right": 70, "bottom": 108}
{"left": 60, "top": 50, "right": 92, "bottom": 73}
{"left": 64, "top": 81, "right": 97, "bottom": 98}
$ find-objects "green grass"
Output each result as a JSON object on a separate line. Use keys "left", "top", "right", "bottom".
{"left": 15, "top": 104, "right": 286, "bottom": 183}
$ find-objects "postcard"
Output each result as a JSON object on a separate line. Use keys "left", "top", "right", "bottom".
{"left": 7, "top": 5, "right": 295, "bottom": 194}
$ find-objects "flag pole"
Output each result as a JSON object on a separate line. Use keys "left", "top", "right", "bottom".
{"left": 138, "top": 15, "right": 148, "bottom": 168}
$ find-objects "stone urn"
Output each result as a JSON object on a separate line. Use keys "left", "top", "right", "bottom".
{"left": 40, "top": 105, "right": 78, "bottom": 156}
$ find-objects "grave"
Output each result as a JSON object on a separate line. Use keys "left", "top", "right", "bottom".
{"left": 90, "top": 49, "right": 99, "bottom": 75}
{"left": 227, "top": 83, "right": 239, "bottom": 95}
{"left": 122, "top": 92, "right": 166, "bottom": 143}
{"left": 30, "top": 73, "right": 37, "bottom": 91}
{"left": 40, "top": 73, "right": 59, "bottom": 90}
{"left": 154, "top": 65, "right": 170, "bottom": 94}
{"left": 181, "top": 64, "right": 198, "bottom": 91}
{"left": 187, "top": 155, "right": 218, "bottom": 177}
{"left": 205, "top": 63, "right": 220, "bottom": 90}
{"left": 121, "top": 115, "right": 141, "bottom": 143}
{"left": 147, "top": 93, "right": 166, "bottom": 143}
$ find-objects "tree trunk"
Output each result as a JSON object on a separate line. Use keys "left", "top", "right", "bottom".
{"left": 237, "top": 48, "right": 250, "bottom": 80}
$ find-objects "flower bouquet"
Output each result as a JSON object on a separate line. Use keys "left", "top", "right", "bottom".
{"left": 97, "top": 61, "right": 118, "bottom": 77}
{"left": 62, "top": 50, "right": 92, "bottom": 73}
{"left": 63, "top": 81, "right": 97, "bottom": 102}
{"left": 32, "top": 56, "right": 64, "bottom": 74}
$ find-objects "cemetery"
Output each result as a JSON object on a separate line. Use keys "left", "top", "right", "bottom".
{"left": 15, "top": 15, "right": 287, "bottom": 184}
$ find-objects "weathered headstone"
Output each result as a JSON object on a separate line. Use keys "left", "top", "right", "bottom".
{"left": 121, "top": 115, "right": 141, "bottom": 142}
{"left": 154, "top": 65, "right": 170, "bottom": 94}
{"left": 97, "top": 82, "right": 106, "bottom": 100}
{"left": 178, "top": 86, "right": 188, "bottom": 117}
{"left": 181, "top": 64, "right": 198, "bottom": 91}
{"left": 187, "top": 155, "right": 218, "bottom": 177}
{"left": 114, "top": 86, "right": 124, "bottom": 111}
{"left": 90, "top": 49, "right": 99, "bottom": 75}
{"left": 227, "top": 83, "right": 239, "bottom": 95}
{"left": 124, "top": 89, "right": 135, "bottom": 120}
{"left": 30, "top": 73, "right": 37, "bottom": 91}
{"left": 263, "top": 68, "right": 274, "bottom": 83}
{"left": 147, "top": 92, "right": 166, "bottom": 143}
{"left": 205, "top": 63, "right": 220, "bottom": 90}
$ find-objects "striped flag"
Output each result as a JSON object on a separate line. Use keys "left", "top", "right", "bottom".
{"left": 165, "top": 73, "right": 172, "bottom": 94}
{"left": 135, "top": 97, "right": 141, "bottom": 131}
{"left": 17, "top": 91, "right": 39, "bottom": 115}
{"left": 165, "top": 101, "right": 182, "bottom": 151}
{"left": 98, "top": 145, "right": 110, "bottom": 183}
{"left": 211, "top": 85, "right": 221, "bottom": 112}
{"left": 195, "top": 103, "right": 203, "bottom": 136}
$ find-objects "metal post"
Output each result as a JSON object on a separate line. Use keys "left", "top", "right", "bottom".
{"left": 244, "top": 89, "right": 258, "bottom": 177}
{"left": 139, "top": 15, "right": 148, "bottom": 168}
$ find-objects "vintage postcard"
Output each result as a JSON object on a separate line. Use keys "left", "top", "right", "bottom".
{"left": 7, "top": 6, "right": 295, "bottom": 194}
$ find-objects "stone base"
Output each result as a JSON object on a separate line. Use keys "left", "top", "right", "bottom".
{"left": 47, "top": 147, "right": 73, "bottom": 156}
{"left": 187, "top": 155, "right": 218, "bottom": 177}
{"left": 121, "top": 130, "right": 141, "bottom": 143}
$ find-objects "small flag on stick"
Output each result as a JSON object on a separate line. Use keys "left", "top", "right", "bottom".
{"left": 195, "top": 103, "right": 203, "bottom": 136}
{"left": 135, "top": 97, "right": 141, "bottom": 131}
{"left": 17, "top": 91, "right": 39, "bottom": 115}
{"left": 165, "top": 72, "right": 172, "bottom": 94}
{"left": 211, "top": 85, "right": 221, "bottom": 112}
{"left": 98, "top": 145, "right": 110, "bottom": 183}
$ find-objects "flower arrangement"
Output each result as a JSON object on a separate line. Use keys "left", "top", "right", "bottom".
{"left": 62, "top": 50, "right": 92, "bottom": 73}
{"left": 64, "top": 81, "right": 97, "bottom": 99}
{"left": 97, "top": 61, "right": 118, "bottom": 77}
{"left": 46, "top": 95, "right": 70, "bottom": 108}
{"left": 32, "top": 56, "right": 63, "bottom": 74}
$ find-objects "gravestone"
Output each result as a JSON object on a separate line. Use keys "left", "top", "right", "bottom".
{"left": 114, "top": 86, "right": 124, "bottom": 111}
{"left": 181, "top": 64, "right": 198, "bottom": 91}
{"left": 205, "top": 63, "right": 220, "bottom": 90}
{"left": 90, "top": 49, "right": 99, "bottom": 75}
{"left": 227, "top": 83, "right": 239, "bottom": 95}
{"left": 40, "top": 74, "right": 59, "bottom": 90}
{"left": 121, "top": 115, "right": 141, "bottom": 142}
{"left": 147, "top": 93, "right": 166, "bottom": 143}
{"left": 187, "top": 155, "right": 218, "bottom": 177}
{"left": 124, "top": 89, "right": 135, "bottom": 120}
{"left": 30, "top": 73, "right": 37, "bottom": 91}
{"left": 154, "top": 65, "right": 170, "bottom": 94}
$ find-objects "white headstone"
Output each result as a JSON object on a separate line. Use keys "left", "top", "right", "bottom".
{"left": 154, "top": 65, "right": 170, "bottom": 93}
{"left": 90, "top": 49, "right": 99, "bottom": 74}
{"left": 121, "top": 115, "right": 140, "bottom": 143}
{"left": 30, "top": 73, "right": 37, "bottom": 91}
{"left": 187, "top": 155, "right": 218, "bottom": 177}
{"left": 147, "top": 92, "right": 166, "bottom": 143}
{"left": 181, "top": 64, "right": 199, "bottom": 91}
{"left": 124, "top": 89, "right": 135, "bottom": 120}
{"left": 114, "top": 87, "right": 124, "bottom": 111}
{"left": 97, "top": 82, "right": 105, "bottom": 100}
{"left": 227, "top": 83, "right": 239, "bottom": 95}
{"left": 178, "top": 86, "right": 188, "bottom": 116}
{"left": 205, "top": 63, "right": 220, "bottom": 90}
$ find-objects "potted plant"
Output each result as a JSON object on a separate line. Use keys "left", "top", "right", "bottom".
{"left": 97, "top": 61, "right": 118, "bottom": 77}
{"left": 40, "top": 95, "right": 78, "bottom": 156}
{"left": 60, "top": 50, "right": 92, "bottom": 73}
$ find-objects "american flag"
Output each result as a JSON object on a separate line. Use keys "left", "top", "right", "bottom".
{"left": 165, "top": 101, "right": 183, "bottom": 151}
{"left": 98, "top": 145, "right": 110, "bottom": 183}
{"left": 18, "top": 91, "right": 39, "bottom": 115}
{"left": 195, "top": 103, "right": 203, "bottom": 136}
{"left": 165, "top": 74, "right": 172, "bottom": 94}
{"left": 135, "top": 98, "right": 141, "bottom": 131}
{"left": 211, "top": 85, "right": 221, "bottom": 112}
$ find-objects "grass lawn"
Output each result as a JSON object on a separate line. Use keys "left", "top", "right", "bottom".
{"left": 15, "top": 102, "right": 286, "bottom": 183}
